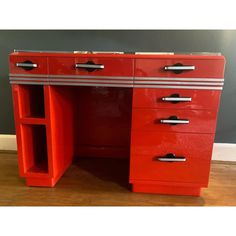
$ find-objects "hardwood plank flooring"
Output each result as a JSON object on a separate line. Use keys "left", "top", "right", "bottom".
{"left": 0, "top": 152, "right": 235, "bottom": 206}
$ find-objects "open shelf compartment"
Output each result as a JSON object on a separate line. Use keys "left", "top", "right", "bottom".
{"left": 21, "top": 124, "right": 49, "bottom": 174}
{"left": 18, "top": 85, "right": 45, "bottom": 118}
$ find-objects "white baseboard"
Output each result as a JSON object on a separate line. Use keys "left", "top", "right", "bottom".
{"left": 212, "top": 143, "right": 236, "bottom": 161}
{"left": 0, "top": 134, "right": 235, "bottom": 161}
{"left": 0, "top": 135, "right": 17, "bottom": 151}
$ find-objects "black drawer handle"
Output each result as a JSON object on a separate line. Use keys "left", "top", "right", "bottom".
{"left": 156, "top": 153, "right": 186, "bottom": 162}
{"left": 16, "top": 60, "right": 38, "bottom": 71}
{"left": 160, "top": 115, "right": 189, "bottom": 125}
{"left": 75, "top": 61, "right": 104, "bottom": 72}
{"left": 162, "top": 93, "right": 192, "bottom": 103}
{"left": 164, "top": 63, "right": 195, "bottom": 74}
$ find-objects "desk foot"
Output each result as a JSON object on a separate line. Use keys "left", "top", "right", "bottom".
{"left": 25, "top": 160, "right": 72, "bottom": 187}
{"left": 26, "top": 177, "right": 57, "bottom": 187}
{"left": 132, "top": 183, "right": 201, "bottom": 196}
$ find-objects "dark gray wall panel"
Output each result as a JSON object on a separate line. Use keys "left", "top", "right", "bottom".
{"left": 0, "top": 30, "right": 235, "bottom": 143}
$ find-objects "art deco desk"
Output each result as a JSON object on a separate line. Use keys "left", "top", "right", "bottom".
{"left": 9, "top": 50, "right": 225, "bottom": 196}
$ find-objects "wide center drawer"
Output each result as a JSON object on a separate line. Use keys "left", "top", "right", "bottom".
{"left": 48, "top": 57, "right": 134, "bottom": 77}
{"left": 132, "top": 88, "right": 221, "bottom": 110}
{"left": 130, "top": 131, "right": 214, "bottom": 185}
{"left": 135, "top": 58, "right": 225, "bottom": 78}
{"left": 132, "top": 108, "right": 217, "bottom": 134}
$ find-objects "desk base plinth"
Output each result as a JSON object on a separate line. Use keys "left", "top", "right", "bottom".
{"left": 132, "top": 183, "right": 201, "bottom": 196}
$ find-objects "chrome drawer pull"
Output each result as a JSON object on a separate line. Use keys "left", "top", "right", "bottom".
{"left": 16, "top": 62, "right": 37, "bottom": 68}
{"left": 162, "top": 97, "right": 192, "bottom": 102}
{"left": 164, "top": 63, "right": 195, "bottom": 74}
{"left": 75, "top": 63, "right": 104, "bottom": 69}
{"left": 161, "top": 93, "right": 191, "bottom": 103}
{"left": 160, "top": 115, "right": 189, "bottom": 125}
{"left": 156, "top": 153, "right": 186, "bottom": 162}
{"left": 16, "top": 62, "right": 38, "bottom": 69}
{"left": 75, "top": 61, "right": 105, "bottom": 73}
{"left": 164, "top": 65, "right": 195, "bottom": 71}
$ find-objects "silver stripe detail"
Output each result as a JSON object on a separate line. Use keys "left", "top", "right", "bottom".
{"left": 10, "top": 80, "right": 222, "bottom": 90}
{"left": 10, "top": 77, "right": 133, "bottom": 84}
{"left": 10, "top": 81, "right": 49, "bottom": 85}
{"left": 135, "top": 81, "right": 223, "bottom": 86}
{"left": 134, "top": 85, "right": 223, "bottom": 90}
{"left": 9, "top": 76, "right": 224, "bottom": 90}
{"left": 49, "top": 79, "right": 133, "bottom": 84}
{"left": 10, "top": 77, "right": 49, "bottom": 81}
{"left": 135, "top": 77, "right": 224, "bottom": 82}
{"left": 10, "top": 81, "right": 131, "bottom": 87}
{"left": 48, "top": 75, "right": 133, "bottom": 80}
{"left": 47, "top": 82, "right": 133, "bottom": 88}
{"left": 9, "top": 74, "right": 224, "bottom": 81}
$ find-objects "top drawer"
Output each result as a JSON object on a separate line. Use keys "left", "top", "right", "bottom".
{"left": 135, "top": 59, "right": 225, "bottom": 78}
{"left": 48, "top": 57, "right": 134, "bottom": 76}
{"left": 9, "top": 56, "right": 48, "bottom": 75}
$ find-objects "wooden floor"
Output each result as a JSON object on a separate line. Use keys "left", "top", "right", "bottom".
{"left": 0, "top": 152, "right": 236, "bottom": 206}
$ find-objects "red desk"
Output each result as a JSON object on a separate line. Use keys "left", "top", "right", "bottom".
{"left": 9, "top": 51, "right": 225, "bottom": 196}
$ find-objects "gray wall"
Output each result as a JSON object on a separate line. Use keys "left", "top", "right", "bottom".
{"left": 0, "top": 30, "right": 235, "bottom": 143}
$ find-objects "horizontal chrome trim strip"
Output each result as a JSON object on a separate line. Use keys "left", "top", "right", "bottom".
{"left": 135, "top": 81, "right": 223, "bottom": 86}
{"left": 50, "top": 79, "right": 133, "bottom": 84}
{"left": 13, "top": 78, "right": 223, "bottom": 86}
{"left": 135, "top": 77, "right": 224, "bottom": 82}
{"left": 9, "top": 74, "right": 224, "bottom": 81}
{"left": 49, "top": 75, "right": 133, "bottom": 80}
{"left": 10, "top": 78, "right": 133, "bottom": 84}
{"left": 10, "top": 81, "right": 132, "bottom": 87}
{"left": 48, "top": 82, "right": 133, "bottom": 88}
{"left": 10, "top": 81, "right": 49, "bottom": 85}
{"left": 10, "top": 77, "right": 49, "bottom": 81}
{"left": 11, "top": 80, "right": 222, "bottom": 90}
{"left": 134, "top": 85, "right": 223, "bottom": 90}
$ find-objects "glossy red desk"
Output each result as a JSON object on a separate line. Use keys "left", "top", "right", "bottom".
{"left": 9, "top": 51, "right": 225, "bottom": 196}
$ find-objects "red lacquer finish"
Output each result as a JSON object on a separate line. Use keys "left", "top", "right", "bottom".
{"left": 132, "top": 108, "right": 218, "bottom": 133}
{"left": 135, "top": 58, "right": 225, "bottom": 78}
{"left": 9, "top": 51, "right": 226, "bottom": 196}
{"left": 48, "top": 57, "right": 134, "bottom": 76}
{"left": 130, "top": 131, "right": 214, "bottom": 185}
{"left": 133, "top": 88, "right": 221, "bottom": 110}
{"left": 48, "top": 57, "right": 76, "bottom": 75}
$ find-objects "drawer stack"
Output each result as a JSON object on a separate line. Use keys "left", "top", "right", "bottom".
{"left": 129, "top": 57, "right": 225, "bottom": 196}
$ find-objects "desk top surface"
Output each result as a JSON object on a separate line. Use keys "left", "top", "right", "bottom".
{"left": 10, "top": 50, "right": 225, "bottom": 60}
